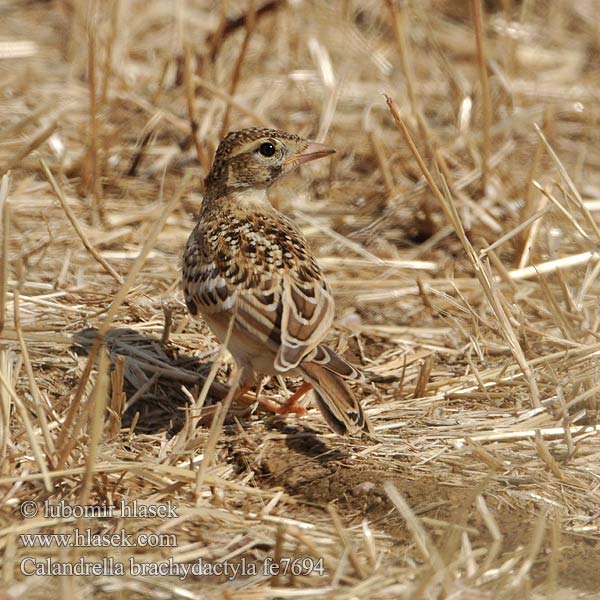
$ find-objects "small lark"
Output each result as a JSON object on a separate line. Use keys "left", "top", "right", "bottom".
{"left": 183, "top": 127, "right": 371, "bottom": 435}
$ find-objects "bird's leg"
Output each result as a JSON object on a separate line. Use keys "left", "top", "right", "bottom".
{"left": 208, "top": 379, "right": 254, "bottom": 403}
{"left": 260, "top": 381, "right": 312, "bottom": 415}
{"left": 231, "top": 381, "right": 254, "bottom": 402}
{"left": 197, "top": 368, "right": 256, "bottom": 426}
{"left": 208, "top": 368, "right": 257, "bottom": 405}
{"left": 230, "top": 367, "right": 258, "bottom": 406}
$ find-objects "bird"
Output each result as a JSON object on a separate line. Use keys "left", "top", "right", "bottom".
{"left": 182, "top": 127, "right": 372, "bottom": 435}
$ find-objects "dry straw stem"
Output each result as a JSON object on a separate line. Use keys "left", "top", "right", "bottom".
{"left": 474, "top": 495, "right": 502, "bottom": 579}
{"left": 78, "top": 347, "right": 110, "bottom": 505}
{"left": 194, "top": 369, "right": 241, "bottom": 495}
{"left": 0, "top": 460, "right": 261, "bottom": 496}
{"left": 385, "top": 0, "right": 431, "bottom": 150}
{"left": 0, "top": 364, "right": 52, "bottom": 492}
{"left": 0, "top": 174, "right": 9, "bottom": 333}
{"left": 310, "top": 38, "right": 339, "bottom": 144}
{"left": 13, "top": 288, "right": 55, "bottom": 457}
{"left": 547, "top": 518, "right": 560, "bottom": 598}
{"left": 220, "top": 0, "right": 256, "bottom": 138}
{"left": 385, "top": 94, "right": 540, "bottom": 408}
{"left": 472, "top": 0, "right": 492, "bottom": 191}
{"left": 535, "top": 123, "right": 600, "bottom": 243}
{"left": 41, "top": 160, "right": 124, "bottom": 285}
{"left": 366, "top": 127, "right": 395, "bottom": 197}
{"left": 533, "top": 181, "right": 592, "bottom": 244}
{"left": 99, "top": 0, "right": 120, "bottom": 105}
{"left": 182, "top": 307, "right": 243, "bottom": 448}
{"left": 86, "top": 20, "right": 102, "bottom": 224}
{"left": 508, "top": 251, "right": 599, "bottom": 282}
{"left": 385, "top": 0, "right": 436, "bottom": 232}
{"left": 194, "top": 75, "right": 273, "bottom": 128}
{"left": 108, "top": 354, "right": 125, "bottom": 436}
{"left": 464, "top": 437, "right": 506, "bottom": 471}
{"left": 458, "top": 423, "right": 600, "bottom": 444}
{"left": 384, "top": 481, "right": 451, "bottom": 595}
{"left": 183, "top": 45, "right": 210, "bottom": 173}
{"left": 534, "top": 429, "right": 566, "bottom": 481}
{"left": 0, "top": 349, "right": 11, "bottom": 467}
{"left": 0, "top": 120, "right": 57, "bottom": 178}
{"left": 479, "top": 203, "right": 549, "bottom": 258}
{"left": 328, "top": 503, "right": 367, "bottom": 579}
{"left": 0, "top": 100, "right": 54, "bottom": 139}
{"left": 511, "top": 509, "right": 547, "bottom": 590}
{"left": 188, "top": 304, "right": 259, "bottom": 490}
{"left": 517, "top": 106, "right": 553, "bottom": 268}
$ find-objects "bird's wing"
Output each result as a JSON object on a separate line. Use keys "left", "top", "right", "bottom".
{"left": 274, "top": 261, "right": 334, "bottom": 371}
{"left": 303, "top": 344, "right": 364, "bottom": 381}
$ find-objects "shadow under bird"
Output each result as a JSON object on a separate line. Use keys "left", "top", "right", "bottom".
{"left": 182, "top": 127, "right": 372, "bottom": 435}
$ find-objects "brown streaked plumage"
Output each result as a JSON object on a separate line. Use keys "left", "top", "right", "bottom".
{"left": 183, "top": 127, "right": 372, "bottom": 435}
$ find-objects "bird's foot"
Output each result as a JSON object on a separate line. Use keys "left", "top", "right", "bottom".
{"left": 259, "top": 397, "right": 307, "bottom": 416}
{"left": 259, "top": 381, "right": 313, "bottom": 415}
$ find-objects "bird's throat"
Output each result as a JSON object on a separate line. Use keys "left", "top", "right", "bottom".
{"left": 229, "top": 187, "right": 270, "bottom": 209}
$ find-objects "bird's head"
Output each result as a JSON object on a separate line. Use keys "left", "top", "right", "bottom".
{"left": 204, "top": 127, "right": 335, "bottom": 195}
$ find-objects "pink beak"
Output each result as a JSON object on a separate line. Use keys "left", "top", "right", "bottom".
{"left": 284, "top": 141, "right": 336, "bottom": 170}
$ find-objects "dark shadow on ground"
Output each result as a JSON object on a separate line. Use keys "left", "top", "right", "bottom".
{"left": 72, "top": 327, "right": 221, "bottom": 435}
{"left": 264, "top": 419, "right": 347, "bottom": 463}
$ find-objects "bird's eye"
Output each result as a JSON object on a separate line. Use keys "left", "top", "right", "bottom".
{"left": 258, "top": 142, "right": 276, "bottom": 157}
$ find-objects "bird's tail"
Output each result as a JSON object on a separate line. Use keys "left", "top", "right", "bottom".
{"left": 299, "top": 357, "right": 372, "bottom": 435}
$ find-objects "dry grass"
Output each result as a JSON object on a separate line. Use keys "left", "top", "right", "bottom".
{"left": 1, "top": 0, "right": 600, "bottom": 598}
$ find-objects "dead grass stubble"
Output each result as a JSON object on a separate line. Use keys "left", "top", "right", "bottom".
{"left": 1, "top": 1, "right": 600, "bottom": 598}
